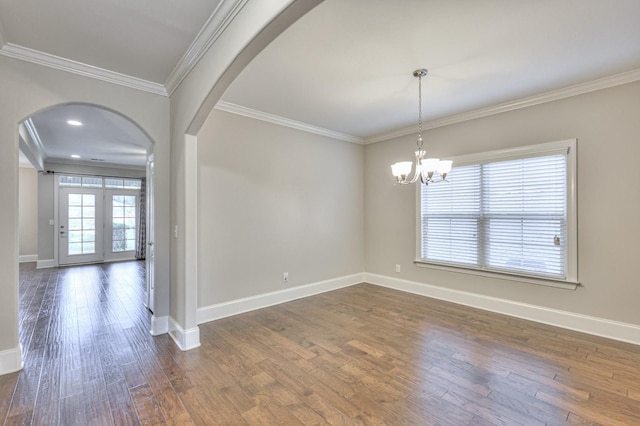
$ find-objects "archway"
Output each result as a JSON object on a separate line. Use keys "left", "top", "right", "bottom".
{"left": 15, "top": 102, "right": 166, "bottom": 359}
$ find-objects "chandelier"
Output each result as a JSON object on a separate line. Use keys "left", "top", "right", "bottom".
{"left": 391, "top": 69, "right": 452, "bottom": 184}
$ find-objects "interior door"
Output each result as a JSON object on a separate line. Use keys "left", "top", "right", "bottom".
{"left": 59, "top": 188, "right": 104, "bottom": 265}
{"left": 146, "top": 156, "right": 155, "bottom": 312}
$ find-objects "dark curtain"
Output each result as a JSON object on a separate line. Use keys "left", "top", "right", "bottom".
{"left": 136, "top": 178, "right": 146, "bottom": 260}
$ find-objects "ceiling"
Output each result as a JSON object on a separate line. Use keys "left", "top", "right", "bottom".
{"left": 0, "top": 0, "right": 222, "bottom": 84}
{"left": 3, "top": 0, "right": 640, "bottom": 166}
{"left": 221, "top": 0, "right": 640, "bottom": 140}
{"left": 28, "top": 104, "right": 152, "bottom": 168}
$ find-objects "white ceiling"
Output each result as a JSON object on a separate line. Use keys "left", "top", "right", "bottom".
{"left": 221, "top": 0, "right": 640, "bottom": 140}
{"left": 4, "top": 0, "right": 640, "bottom": 166}
{"left": 0, "top": 0, "right": 222, "bottom": 84}
{"left": 28, "top": 104, "right": 152, "bottom": 168}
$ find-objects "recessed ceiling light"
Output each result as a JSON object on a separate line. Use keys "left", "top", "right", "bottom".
{"left": 70, "top": 154, "right": 81, "bottom": 159}
{"left": 67, "top": 120, "right": 82, "bottom": 126}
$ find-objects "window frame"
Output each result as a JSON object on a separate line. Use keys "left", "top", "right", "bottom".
{"left": 414, "top": 139, "right": 578, "bottom": 290}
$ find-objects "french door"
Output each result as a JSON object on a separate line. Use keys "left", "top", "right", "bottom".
{"left": 59, "top": 188, "right": 104, "bottom": 265}
{"left": 58, "top": 180, "right": 141, "bottom": 266}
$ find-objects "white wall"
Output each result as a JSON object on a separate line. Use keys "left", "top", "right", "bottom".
{"left": 18, "top": 166, "right": 38, "bottom": 259}
{"left": 0, "top": 54, "right": 170, "bottom": 370}
{"left": 197, "top": 110, "right": 364, "bottom": 307}
{"left": 365, "top": 81, "right": 640, "bottom": 326}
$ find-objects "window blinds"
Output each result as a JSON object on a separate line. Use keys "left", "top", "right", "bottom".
{"left": 421, "top": 153, "right": 567, "bottom": 279}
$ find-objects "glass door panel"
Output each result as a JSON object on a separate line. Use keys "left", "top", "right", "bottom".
{"left": 59, "top": 188, "right": 104, "bottom": 265}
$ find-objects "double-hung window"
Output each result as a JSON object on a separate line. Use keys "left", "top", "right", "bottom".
{"left": 418, "top": 139, "right": 578, "bottom": 288}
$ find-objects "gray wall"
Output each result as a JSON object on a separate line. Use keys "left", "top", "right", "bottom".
{"left": 365, "top": 80, "right": 640, "bottom": 325}
{"left": 18, "top": 167, "right": 38, "bottom": 257}
{"left": 196, "top": 110, "right": 365, "bottom": 306}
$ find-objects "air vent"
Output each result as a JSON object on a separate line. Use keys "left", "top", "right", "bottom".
{"left": 90, "top": 158, "right": 105, "bottom": 162}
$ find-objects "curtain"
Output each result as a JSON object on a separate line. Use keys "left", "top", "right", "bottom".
{"left": 136, "top": 177, "right": 146, "bottom": 260}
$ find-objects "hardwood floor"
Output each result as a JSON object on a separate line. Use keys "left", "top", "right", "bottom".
{"left": 3, "top": 262, "right": 640, "bottom": 425}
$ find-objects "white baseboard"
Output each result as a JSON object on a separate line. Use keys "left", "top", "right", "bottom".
{"left": 0, "top": 344, "right": 22, "bottom": 375}
{"left": 36, "top": 259, "right": 55, "bottom": 269}
{"left": 365, "top": 273, "right": 640, "bottom": 346}
{"left": 19, "top": 254, "right": 37, "bottom": 263}
{"left": 150, "top": 315, "right": 169, "bottom": 336}
{"left": 197, "top": 273, "right": 365, "bottom": 325}
{"left": 168, "top": 317, "right": 201, "bottom": 351}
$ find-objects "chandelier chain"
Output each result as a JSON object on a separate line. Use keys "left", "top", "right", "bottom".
{"left": 417, "top": 73, "right": 423, "bottom": 150}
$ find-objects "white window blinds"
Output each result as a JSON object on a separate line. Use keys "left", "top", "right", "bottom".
{"left": 421, "top": 147, "right": 570, "bottom": 280}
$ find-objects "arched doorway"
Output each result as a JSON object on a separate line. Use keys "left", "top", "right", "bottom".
{"left": 18, "top": 102, "right": 157, "bottom": 314}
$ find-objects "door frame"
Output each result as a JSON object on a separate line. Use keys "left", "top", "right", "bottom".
{"left": 146, "top": 154, "right": 155, "bottom": 312}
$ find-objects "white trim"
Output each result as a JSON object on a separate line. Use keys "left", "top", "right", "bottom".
{"left": 36, "top": 259, "right": 55, "bottom": 269}
{"left": 364, "top": 273, "right": 640, "bottom": 346}
{"left": 0, "top": 43, "right": 167, "bottom": 96}
{"left": 0, "top": 345, "right": 23, "bottom": 375}
{"left": 365, "top": 68, "right": 640, "bottom": 144}
{"left": 197, "top": 273, "right": 365, "bottom": 324}
{"left": 19, "top": 255, "right": 37, "bottom": 263}
{"left": 149, "top": 315, "right": 169, "bottom": 336}
{"left": 215, "top": 101, "right": 364, "bottom": 144}
{"left": 168, "top": 317, "right": 201, "bottom": 351}
{"left": 165, "top": 0, "right": 249, "bottom": 95}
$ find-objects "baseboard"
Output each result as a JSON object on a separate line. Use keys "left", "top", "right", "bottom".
{"left": 0, "top": 344, "right": 23, "bottom": 375}
{"left": 197, "top": 273, "right": 365, "bottom": 325}
{"left": 168, "top": 317, "right": 201, "bottom": 351}
{"left": 149, "top": 315, "right": 169, "bottom": 336}
{"left": 364, "top": 273, "right": 640, "bottom": 346}
{"left": 36, "top": 259, "right": 55, "bottom": 269}
{"left": 18, "top": 255, "right": 37, "bottom": 263}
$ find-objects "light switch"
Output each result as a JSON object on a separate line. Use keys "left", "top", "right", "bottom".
{"left": 49, "top": 219, "right": 54, "bottom": 226}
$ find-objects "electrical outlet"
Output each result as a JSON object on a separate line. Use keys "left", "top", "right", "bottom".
{"left": 283, "top": 272, "right": 289, "bottom": 283}
{"left": 396, "top": 264, "right": 401, "bottom": 273}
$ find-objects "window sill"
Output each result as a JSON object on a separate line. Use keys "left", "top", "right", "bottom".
{"left": 413, "top": 260, "right": 579, "bottom": 290}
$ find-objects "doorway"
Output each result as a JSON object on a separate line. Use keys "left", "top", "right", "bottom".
{"left": 57, "top": 175, "right": 143, "bottom": 266}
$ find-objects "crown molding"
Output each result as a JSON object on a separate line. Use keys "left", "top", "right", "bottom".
{"left": 216, "top": 101, "right": 364, "bottom": 144}
{"left": 165, "top": 0, "right": 249, "bottom": 95}
{"left": 0, "top": 43, "right": 168, "bottom": 96}
{"left": 365, "top": 68, "right": 640, "bottom": 144}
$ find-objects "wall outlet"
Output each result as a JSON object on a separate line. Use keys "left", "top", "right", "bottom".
{"left": 283, "top": 272, "right": 289, "bottom": 283}
{"left": 395, "top": 264, "right": 401, "bottom": 273}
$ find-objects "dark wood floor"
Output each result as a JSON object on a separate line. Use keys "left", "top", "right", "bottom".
{"left": 3, "top": 263, "right": 640, "bottom": 425}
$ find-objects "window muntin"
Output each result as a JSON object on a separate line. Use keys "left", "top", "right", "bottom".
{"left": 419, "top": 140, "right": 576, "bottom": 283}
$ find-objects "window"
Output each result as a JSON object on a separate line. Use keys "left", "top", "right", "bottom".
{"left": 111, "top": 195, "right": 137, "bottom": 252}
{"left": 105, "top": 178, "right": 142, "bottom": 190}
{"left": 418, "top": 140, "right": 577, "bottom": 287}
{"left": 59, "top": 175, "right": 101, "bottom": 187}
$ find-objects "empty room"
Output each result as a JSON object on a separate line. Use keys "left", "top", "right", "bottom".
{"left": 1, "top": 1, "right": 640, "bottom": 424}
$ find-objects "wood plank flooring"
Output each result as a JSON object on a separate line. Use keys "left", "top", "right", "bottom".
{"left": 3, "top": 262, "right": 640, "bottom": 425}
